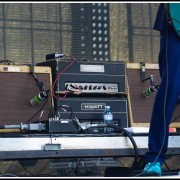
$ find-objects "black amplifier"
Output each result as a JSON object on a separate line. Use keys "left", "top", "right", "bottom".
{"left": 36, "top": 59, "right": 126, "bottom": 96}
{"left": 55, "top": 96, "right": 129, "bottom": 130}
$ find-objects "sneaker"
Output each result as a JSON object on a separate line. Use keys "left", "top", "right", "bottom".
{"left": 143, "top": 162, "right": 162, "bottom": 176}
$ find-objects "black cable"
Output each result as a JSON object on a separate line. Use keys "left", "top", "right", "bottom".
{"left": 84, "top": 124, "right": 139, "bottom": 170}
{"left": 57, "top": 105, "right": 74, "bottom": 119}
{"left": 164, "top": 160, "right": 170, "bottom": 171}
{"left": 26, "top": 97, "right": 49, "bottom": 123}
{"left": 170, "top": 113, "right": 180, "bottom": 124}
{"left": 110, "top": 124, "right": 139, "bottom": 170}
{"left": 0, "top": 59, "right": 15, "bottom": 65}
{"left": 20, "top": 163, "right": 34, "bottom": 177}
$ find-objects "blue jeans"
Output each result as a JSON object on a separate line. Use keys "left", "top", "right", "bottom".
{"left": 144, "top": 30, "right": 180, "bottom": 165}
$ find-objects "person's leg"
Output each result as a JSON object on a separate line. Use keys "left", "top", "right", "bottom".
{"left": 144, "top": 30, "right": 180, "bottom": 174}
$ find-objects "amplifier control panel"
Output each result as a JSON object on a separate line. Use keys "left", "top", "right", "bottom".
{"left": 65, "top": 82, "right": 118, "bottom": 93}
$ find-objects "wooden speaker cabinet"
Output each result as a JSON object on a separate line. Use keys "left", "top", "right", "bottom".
{"left": 0, "top": 65, "right": 52, "bottom": 126}
{"left": 126, "top": 63, "right": 180, "bottom": 128}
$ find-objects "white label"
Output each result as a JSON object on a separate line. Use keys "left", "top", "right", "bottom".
{"left": 81, "top": 103, "right": 105, "bottom": 110}
{"left": 80, "top": 64, "right": 104, "bottom": 73}
{"left": 104, "top": 114, "right": 113, "bottom": 120}
{"left": 61, "top": 120, "right": 69, "bottom": 123}
{"left": 151, "top": 64, "right": 159, "bottom": 69}
{"left": 7, "top": 67, "right": 20, "bottom": 72}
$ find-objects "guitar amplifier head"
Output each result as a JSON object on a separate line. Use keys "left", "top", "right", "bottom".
{"left": 37, "top": 59, "right": 127, "bottom": 95}
{"left": 0, "top": 65, "right": 53, "bottom": 126}
{"left": 127, "top": 63, "right": 180, "bottom": 128}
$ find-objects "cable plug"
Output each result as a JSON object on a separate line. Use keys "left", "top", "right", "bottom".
{"left": 46, "top": 52, "right": 65, "bottom": 61}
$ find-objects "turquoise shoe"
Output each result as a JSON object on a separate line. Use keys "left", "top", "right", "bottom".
{"left": 143, "top": 162, "right": 162, "bottom": 176}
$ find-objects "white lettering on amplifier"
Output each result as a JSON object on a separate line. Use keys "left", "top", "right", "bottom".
{"left": 60, "top": 120, "right": 69, "bottom": 123}
{"left": 4, "top": 67, "right": 20, "bottom": 72}
{"left": 80, "top": 64, "right": 104, "bottom": 73}
{"left": 81, "top": 103, "right": 105, "bottom": 110}
{"left": 151, "top": 64, "right": 159, "bottom": 69}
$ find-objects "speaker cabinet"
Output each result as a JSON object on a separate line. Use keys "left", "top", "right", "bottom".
{"left": 0, "top": 65, "right": 52, "bottom": 126}
{"left": 127, "top": 63, "right": 180, "bottom": 128}
{"left": 56, "top": 96, "right": 129, "bottom": 130}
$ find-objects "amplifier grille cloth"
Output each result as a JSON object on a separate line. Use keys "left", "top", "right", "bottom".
{"left": 0, "top": 72, "right": 51, "bottom": 125}
{"left": 127, "top": 68, "right": 180, "bottom": 128}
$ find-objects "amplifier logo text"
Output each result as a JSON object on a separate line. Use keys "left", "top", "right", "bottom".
{"left": 81, "top": 103, "right": 106, "bottom": 110}
{"left": 80, "top": 65, "right": 104, "bottom": 73}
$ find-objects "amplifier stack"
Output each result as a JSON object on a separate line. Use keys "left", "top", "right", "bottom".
{"left": 37, "top": 59, "right": 129, "bottom": 130}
